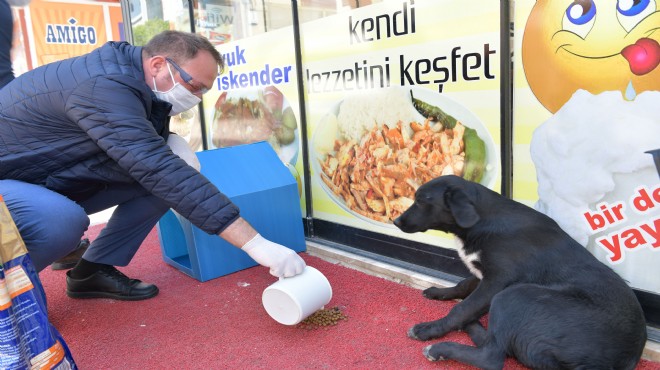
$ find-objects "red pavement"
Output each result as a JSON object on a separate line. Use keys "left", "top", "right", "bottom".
{"left": 39, "top": 224, "right": 660, "bottom": 369}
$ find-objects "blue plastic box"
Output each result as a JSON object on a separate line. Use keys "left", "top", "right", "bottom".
{"left": 156, "top": 141, "right": 306, "bottom": 282}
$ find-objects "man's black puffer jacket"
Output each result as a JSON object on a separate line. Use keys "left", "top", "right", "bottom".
{"left": 0, "top": 41, "right": 239, "bottom": 234}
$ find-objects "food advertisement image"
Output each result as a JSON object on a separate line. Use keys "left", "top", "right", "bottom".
{"left": 514, "top": 0, "right": 660, "bottom": 292}
{"left": 202, "top": 26, "right": 304, "bottom": 200}
{"left": 302, "top": 0, "right": 501, "bottom": 247}
{"left": 210, "top": 85, "right": 299, "bottom": 165}
{"left": 312, "top": 86, "right": 497, "bottom": 225}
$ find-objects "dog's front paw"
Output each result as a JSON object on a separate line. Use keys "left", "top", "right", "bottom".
{"left": 408, "top": 322, "right": 442, "bottom": 341}
{"left": 407, "top": 325, "right": 424, "bottom": 340}
{"left": 422, "top": 345, "right": 445, "bottom": 362}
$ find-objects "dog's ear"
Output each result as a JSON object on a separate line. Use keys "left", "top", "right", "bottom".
{"left": 446, "top": 187, "right": 480, "bottom": 228}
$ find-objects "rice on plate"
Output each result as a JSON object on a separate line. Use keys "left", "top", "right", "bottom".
{"left": 336, "top": 88, "right": 419, "bottom": 142}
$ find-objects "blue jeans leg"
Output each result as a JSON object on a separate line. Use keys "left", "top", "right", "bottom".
{"left": 77, "top": 183, "right": 170, "bottom": 266}
{"left": 0, "top": 180, "right": 89, "bottom": 272}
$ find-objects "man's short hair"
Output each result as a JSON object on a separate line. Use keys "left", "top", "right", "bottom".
{"left": 143, "top": 30, "right": 224, "bottom": 74}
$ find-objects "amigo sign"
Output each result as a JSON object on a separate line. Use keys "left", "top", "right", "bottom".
{"left": 45, "top": 17, "right": 97, "bottom": 45}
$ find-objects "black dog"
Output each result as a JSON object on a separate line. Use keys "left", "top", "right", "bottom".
{"left": 393, "top": 175, "right": 647, "bottom": 370}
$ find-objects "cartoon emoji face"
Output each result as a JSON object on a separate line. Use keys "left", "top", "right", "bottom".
{"left": 522, "top": 0, "right": 660, "bottom": 113}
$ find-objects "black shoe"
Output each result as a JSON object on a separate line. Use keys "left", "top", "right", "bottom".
{"left": 66, "top": 267, "right": 159, "bottom": 301}
{"left": 52, "top": 238, "right": 90, "bottom": 270}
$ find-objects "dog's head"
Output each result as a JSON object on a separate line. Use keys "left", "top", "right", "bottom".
{"left": 393, "top": 175, "right": 480, "bottom": 234}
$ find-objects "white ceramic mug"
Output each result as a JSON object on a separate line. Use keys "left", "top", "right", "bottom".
{"left": 262, "top": 266, "right": 332, "bottom": 325}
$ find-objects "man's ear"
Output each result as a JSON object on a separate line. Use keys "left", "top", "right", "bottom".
{"left": 145, "top": 55, "right": 167, "bottom": 80}
{"left": 446, "top": 187, "right": 480, "bottom": 228}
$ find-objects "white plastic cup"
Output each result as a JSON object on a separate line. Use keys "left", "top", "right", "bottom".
{"left": 262, "top": 266, "right": 332, "bottom": 325}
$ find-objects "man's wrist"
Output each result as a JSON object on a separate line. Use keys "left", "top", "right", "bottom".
{"left": 218, "top": 217, "right": 258, "bottom": 248}
{"left": 241, "top": 233, "right": 263, "bottom": 251}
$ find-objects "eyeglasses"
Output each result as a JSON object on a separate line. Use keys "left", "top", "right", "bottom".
{"left": 165, "top": 57, "right": 210, "bottom": 95}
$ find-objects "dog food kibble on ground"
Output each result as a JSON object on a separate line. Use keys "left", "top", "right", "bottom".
{"left": 297, "top": 306, "right": 347, "bottom": 329}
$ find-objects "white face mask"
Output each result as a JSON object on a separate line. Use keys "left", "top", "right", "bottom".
{"left": 153, "top": 63, "right": 201, "bottom": 116}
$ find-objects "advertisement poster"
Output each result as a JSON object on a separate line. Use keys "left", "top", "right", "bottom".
{"left": 195, "top": 3, "right": 235, "bottom": 46}
{"left": 201, "top": 26, "right": 305, "bottom": 210}
{"left": 301, "top": 0, "right": 502, "bottom": 248}
{"left": 13, "top": 0, "right": 123, "bottom": 70}
{"left": 513, "top": 0, "right": 660, "bottom": 293}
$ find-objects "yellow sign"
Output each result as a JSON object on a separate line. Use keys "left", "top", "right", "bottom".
{"left": 26, "top": 0, "right": 123, "bottom": 67}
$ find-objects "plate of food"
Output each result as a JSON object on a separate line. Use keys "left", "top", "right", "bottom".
{"left": 210, "top": 85, "right": 299, "bottom": 164}
{"left": 312, "top": 86, "right": 498, "bottom": 227}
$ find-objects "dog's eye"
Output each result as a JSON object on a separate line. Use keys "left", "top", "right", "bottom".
{"left": 415, "top": 195, "right": 431, "bottom": 205}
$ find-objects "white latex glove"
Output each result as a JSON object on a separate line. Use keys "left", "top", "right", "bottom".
{"left": 167, "top": 134, "right": 201, "bottom": 171}
{"left": 241, "top": 234, "right": 306, "bottom": 278}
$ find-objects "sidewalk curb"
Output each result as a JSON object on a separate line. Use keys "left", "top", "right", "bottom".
{"left": 305, "top": 241, "right": 660, "bottom": 363}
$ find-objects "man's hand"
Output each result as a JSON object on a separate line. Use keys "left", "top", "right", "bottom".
{"left": 219, "top": 218, "right": 305, "bottom": 278}
{"left": 167, "top": 134, "right": 200, "bottom": 171}
{"left": 241, "top": 234, "right": 306, "bottom": 278}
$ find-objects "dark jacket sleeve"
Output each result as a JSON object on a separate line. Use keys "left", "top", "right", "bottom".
{"left": 64, "top": 74, "right": 239, "bottom": 234}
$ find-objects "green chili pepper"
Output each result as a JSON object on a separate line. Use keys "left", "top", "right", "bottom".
{"left": 462, "top": 127, "right": 486, "bottom": 183}
{"left": 410, "top": 91, "right": 457, "bottom": 129}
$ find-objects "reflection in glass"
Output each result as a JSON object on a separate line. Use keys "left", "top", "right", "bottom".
{"left": 171, "top": 107, "right": 204, "bottom": 151}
